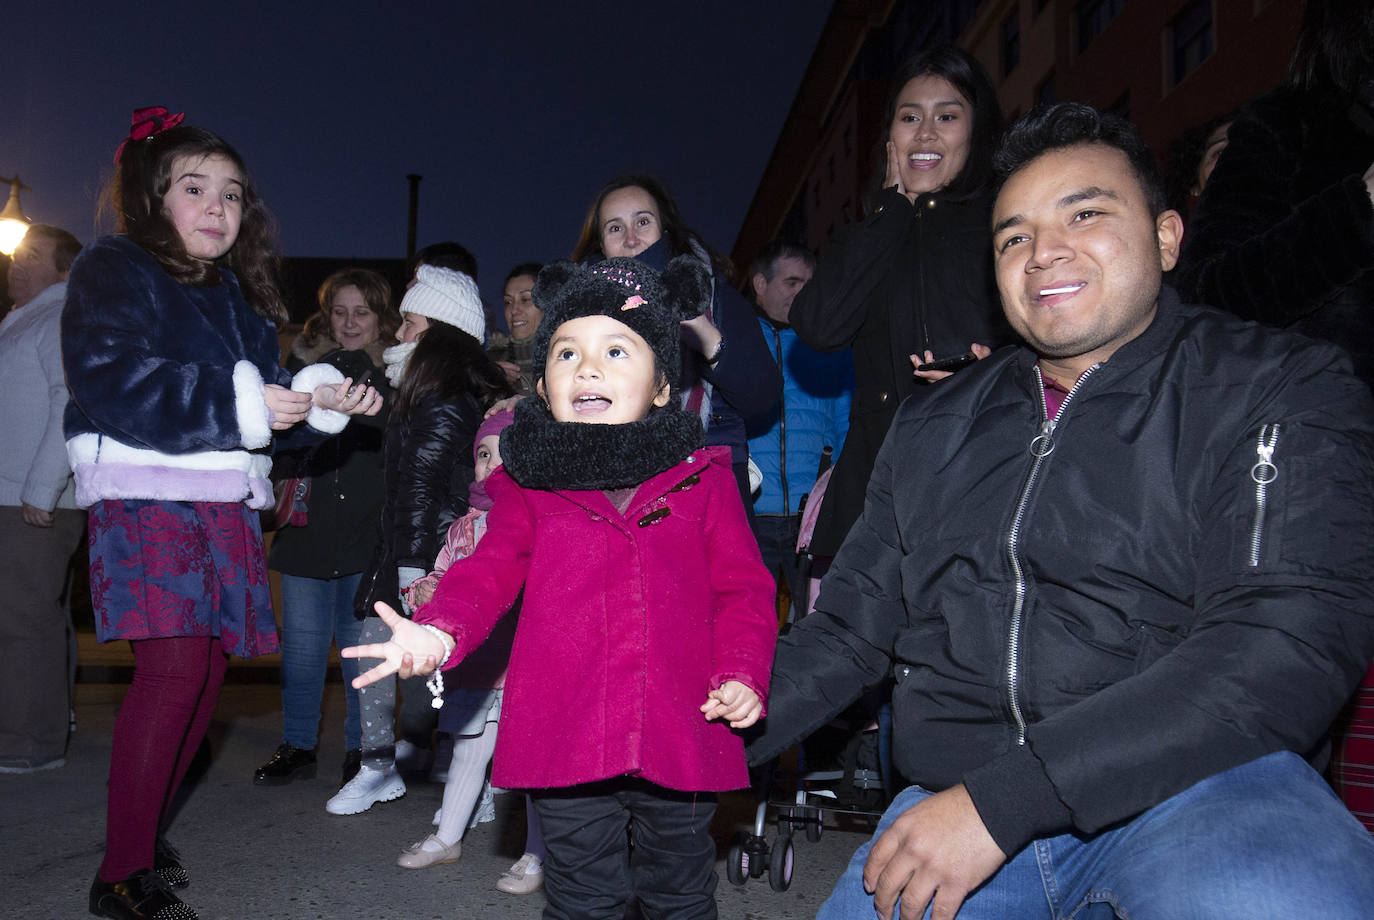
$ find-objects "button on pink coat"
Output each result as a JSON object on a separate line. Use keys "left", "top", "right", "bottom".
{"left": 416, "top": 446, "right": 777, "bottom": 792}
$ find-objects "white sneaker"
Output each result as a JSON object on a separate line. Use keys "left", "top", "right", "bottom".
{"left": 468, "top": 779, "right": 497, "bottom": 829}
{"left": 394, "top": 739, "right": 433, "bottom": 775}
{"left": 496, "top": 853, "right": 544, "bottom": 894}
{"left": 325, "top": 764, "right": 406, "bottom": 815}
{"left": 428, "top": 736, "right": 454, "bottom": 783}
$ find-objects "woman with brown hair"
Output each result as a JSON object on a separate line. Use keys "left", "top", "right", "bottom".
{"left": 254, "top": 268, "right": 399, "bottom": 788}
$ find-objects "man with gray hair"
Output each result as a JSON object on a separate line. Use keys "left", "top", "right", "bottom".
{"left": 0, "top": 224, "right": 86, "bottom": 773}
{"left": 746, "top": 239, "right": 852, "bottom": 621}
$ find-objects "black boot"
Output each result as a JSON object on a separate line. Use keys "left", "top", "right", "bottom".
{"left": 153, "top": 836, "right": 188, "bottom": 889}
{"left": 253, "top": 743, "right": 317, "bottom": 785}
{"left": 90, "top": 869, "right": 198, "bottom": 919}
{"left": 342, "top": 748, "right": 362, "bottom": 785}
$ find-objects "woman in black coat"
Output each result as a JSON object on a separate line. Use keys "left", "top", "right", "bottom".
{"left": 1174, "top": 0, "right": 1374, "bottom": 833}
{"left": 1175, "top": 1, "right": 1374, "bottom": 384}
{"left": 254, "top": 268, "right": 398, "bottom": 788}
{"left": 571, "top": 174, "right": 782, "bottom": 513}
{"left": 790, "top": 46, "right": 1012, "bottom": 555}
{"left": 324, "top": 265, "right": 512, "bottom": 816}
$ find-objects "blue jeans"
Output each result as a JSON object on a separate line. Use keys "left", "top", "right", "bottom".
{"left": 819, "top": 751, "right": 1374, "bottom": 919}
{"left": 754, "top": 513, "right": 803, "bottom": 623}
{"left": 278, "top": 572, "right": 362, "bottom": 750}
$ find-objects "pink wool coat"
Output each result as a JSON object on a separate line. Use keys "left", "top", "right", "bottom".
{"left": 415, "top": 445, "right": 777, "bottom": 792}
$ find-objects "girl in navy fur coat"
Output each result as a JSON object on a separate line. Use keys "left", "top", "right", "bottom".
{"left": 65, "top": 109, "right": 379, "bottom": 920}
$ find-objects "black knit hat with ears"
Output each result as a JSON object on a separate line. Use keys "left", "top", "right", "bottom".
{"left": 530, "top": 255, "right": 711, "bottom": 389}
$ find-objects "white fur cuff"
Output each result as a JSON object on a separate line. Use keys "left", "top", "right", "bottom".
{"left": 234, "top": 361, "right": 271, "bottom": 449}
{"left": 291, "top": 363, "right": 350, "bottom": 434}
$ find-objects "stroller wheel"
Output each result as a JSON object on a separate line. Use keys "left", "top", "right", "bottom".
{"left": 805, "top": 808, "right": 823, "bottom": 842}
{"left": 768, "top": 834, "right": 795, "bottom": 892}
{"left": 726, "top": 833, "right": 750, "bottom": 886}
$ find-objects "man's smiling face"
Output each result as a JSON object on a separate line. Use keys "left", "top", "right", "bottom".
{"left": 992, "top": 142, "right": 1183, "bottom": 382}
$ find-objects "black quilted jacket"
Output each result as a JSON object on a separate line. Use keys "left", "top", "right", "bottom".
{"left": 354, "top": 391, "right": 480, "bottom": 618}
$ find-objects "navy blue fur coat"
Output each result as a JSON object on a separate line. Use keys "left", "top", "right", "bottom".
{"left": 60, "top": 235, "right": 298, "bottom": 509}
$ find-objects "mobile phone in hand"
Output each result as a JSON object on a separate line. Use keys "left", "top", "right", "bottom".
{"left": 916, "top": 352, "right": 978, "bottom": 373}
{"left": 347, "top": 369, "right": 372, "bottom": 396}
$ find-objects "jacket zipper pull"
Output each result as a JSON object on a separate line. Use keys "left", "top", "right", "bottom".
{"left": 1029, "top": 417, "right": 1058, "bottom": 458}
{"left": 1247, "top": 424, "right": 1281, "bottom": 566}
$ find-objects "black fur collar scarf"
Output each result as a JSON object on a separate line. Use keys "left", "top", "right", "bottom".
{"left": 499, "top": 397, "right": 705, "bottom": 491}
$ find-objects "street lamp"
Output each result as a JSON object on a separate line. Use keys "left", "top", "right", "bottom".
{"left": 0, "top": 175, "right": 32, "bottom": 257}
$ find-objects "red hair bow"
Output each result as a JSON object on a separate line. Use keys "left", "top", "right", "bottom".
{"left": 113, "top": 106, "right": 186, "bottom": 164}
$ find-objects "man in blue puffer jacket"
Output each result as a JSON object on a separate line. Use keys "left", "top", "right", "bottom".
{"left": 745, "top": 241, "right": 853, "bottom": 622}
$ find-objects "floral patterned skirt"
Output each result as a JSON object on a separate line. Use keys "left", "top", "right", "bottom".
{"left": 88, "top": 499, "right": 279, "bottom": 658}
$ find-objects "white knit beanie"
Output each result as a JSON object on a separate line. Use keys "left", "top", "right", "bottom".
{"left": 400, "top": 265, "right": 485, "bottom": 342}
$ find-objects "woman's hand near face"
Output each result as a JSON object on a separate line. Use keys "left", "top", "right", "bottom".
{"left": 1363, "top": 161, "right": 1374, "bottom": 206}
{"left": 884, "top": 140, "right": 915, "bottom": 204}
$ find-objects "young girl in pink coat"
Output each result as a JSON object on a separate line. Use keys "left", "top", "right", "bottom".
{"left": 346, "top": 256, "right": 777, "bottom": 919}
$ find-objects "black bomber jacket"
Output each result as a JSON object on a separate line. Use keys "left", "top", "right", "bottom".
{"left": 749, "top": 287, "right": 1374, "bottom": 856}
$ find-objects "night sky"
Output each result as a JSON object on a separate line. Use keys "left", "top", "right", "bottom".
{"left": 4, "top": 2, "right": 830, "bottom": 307}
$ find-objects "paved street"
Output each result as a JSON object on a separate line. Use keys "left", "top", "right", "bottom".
{"left": 1, "top": 643, "right": 868, "bottom": 919}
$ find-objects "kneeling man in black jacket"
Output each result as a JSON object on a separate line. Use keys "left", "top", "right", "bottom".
{"left": 749, "top": 102, "right": 1374, "bottom": 920}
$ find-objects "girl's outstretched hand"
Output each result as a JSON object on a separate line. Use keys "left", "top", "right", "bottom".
{"left": 340, "top": 602, "right": 447, "bottom": 688}
{"left": 701, "top": 680, "right": 763, "bottom": 729}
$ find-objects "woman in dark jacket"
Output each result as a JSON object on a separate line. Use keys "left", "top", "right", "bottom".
{"left": 1175, "top": 0, "right": 1374, "bottom": 383}
{"left": 324, "top": 265, "right": 512, "bottom": 816}
{"left": 254, "top": 269, "right": 399, "bottom": 788}
{"left": 572, "top": 174, "right": 781, "bottom": 511}
{"left": 790, "top": 46, "right": 1012, "bottom": 555}
{"left": 1174, "top": 0, "right": 1374, "bottom": 833}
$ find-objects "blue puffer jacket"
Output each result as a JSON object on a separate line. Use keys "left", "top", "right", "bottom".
{"left": 746, "top": 316, "right": 854, "bottom": 515}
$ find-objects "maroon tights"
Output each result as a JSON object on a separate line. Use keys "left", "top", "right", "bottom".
{"left": 98, "top": 636, "right": 227, "bottom": 882}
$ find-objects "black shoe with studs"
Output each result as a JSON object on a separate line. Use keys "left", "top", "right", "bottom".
{"left": 89, "top": 869, "right": 198, "bottom": 919}
{"left": 153, "top": 836, "right": 188, "bottom": 889}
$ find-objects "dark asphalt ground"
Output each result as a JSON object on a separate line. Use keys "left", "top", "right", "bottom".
{"left": 2, "top": 647, "right": 873, "bottom": 920}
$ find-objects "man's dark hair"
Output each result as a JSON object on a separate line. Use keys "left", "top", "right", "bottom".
{"left": 409, "top": 241, "right": 478, "bottom": 281}
{"left": 23, "top": 224, "right": 83, "bottom": 274}
{"left": 748, "top": 239, "right": 814, "bottom": 283}
{"left": 994, "top": 102, "right": 1168, "bottom": 216}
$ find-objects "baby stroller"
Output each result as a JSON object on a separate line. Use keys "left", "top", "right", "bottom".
{"left": 727, "top": 460, "right": 894, "bottom": 891}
